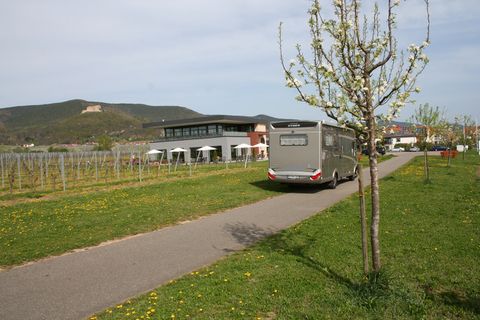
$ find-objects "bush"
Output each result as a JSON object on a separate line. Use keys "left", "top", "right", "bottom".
{"left": 94, "top": 135, "right": 113, "bottom": 151}
{"left": 48, "top": 146, "right": 69, "bottom": 153}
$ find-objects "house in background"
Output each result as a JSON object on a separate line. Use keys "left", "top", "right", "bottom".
{"left": 383, "top": 123, "right": 417, "bottom": 150}
{"left": 383, "top": 133, "right": 417, "bottom": 150}
{"left": 143, "top": 115, "right": 269, "bottom": 162}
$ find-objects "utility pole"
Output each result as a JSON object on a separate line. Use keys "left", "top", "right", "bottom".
{"left": 476, "top": 118, "right": 479, "bottom": 155}
{"left": 462, "top": 117, "right": 467, "bottom": 160}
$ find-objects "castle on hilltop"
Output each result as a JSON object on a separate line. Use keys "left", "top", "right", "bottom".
{"left": 81, "top": 105, "right": 102, "bottom": 113}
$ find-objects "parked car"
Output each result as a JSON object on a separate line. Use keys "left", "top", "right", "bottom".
{"left": 409, "top": 146, "right": 420, "bottom": 152}
{"left": 362, "top": 146, "right": 386, "bottom": 156}
{"left": 431, "top": 145, "right": 448, "bottom": 151}
{"left": 391, "top": 147, "right": 405, "bottom": 152}
{"left": 377, "top": 146, "right": 386, "bottom": 155}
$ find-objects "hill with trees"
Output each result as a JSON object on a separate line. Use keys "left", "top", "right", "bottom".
{"left": 0, "top": 99, "right": 203, "bottom": 145}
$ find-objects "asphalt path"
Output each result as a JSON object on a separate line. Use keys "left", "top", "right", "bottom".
{"left": 0, "top": 152, "right": 418, "bottom": 320}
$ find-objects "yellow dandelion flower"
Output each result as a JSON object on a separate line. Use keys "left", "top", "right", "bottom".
{"left": 244, "top": 272, "right": 252, "bottom": 277}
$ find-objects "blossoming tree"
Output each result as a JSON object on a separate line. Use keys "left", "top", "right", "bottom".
{"left": 455, "top": 114, "right": 475, "bottom": 160}
{"left": 279, "top": 0, "right": 430, "bottom": 273}
{"left": 410, "top": 103, "right": 445, "bottom": 182}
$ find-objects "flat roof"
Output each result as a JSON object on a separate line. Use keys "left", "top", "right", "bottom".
{"left": 143, "top": 115, "right": 268, "bottom": 129}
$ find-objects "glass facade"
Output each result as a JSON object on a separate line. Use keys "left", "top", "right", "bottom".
{"left": 164, "top": 123, "right": 253, "bottom": 140}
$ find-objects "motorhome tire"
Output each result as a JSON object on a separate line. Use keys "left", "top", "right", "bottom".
{"left": 328, "top": 173, "right": 338, "bottom": 189}
{"left": 348, "top": 167, "right": 359, "bottom": 181}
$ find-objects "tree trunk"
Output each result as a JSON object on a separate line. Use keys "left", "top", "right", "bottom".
{"left": 447, "top": 147, "right": 451, "bottom": 167}
{"left": 424, "top": 147, "right": 430, "bottom": 182}
{"left": 368, "top": 127, "right": 381, "bottom": 273}
{"left": 357, "top": 157, "right": 369, "bottom": 275}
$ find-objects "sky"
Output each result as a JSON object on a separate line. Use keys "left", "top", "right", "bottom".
{"left": 1, "top": 0, "right": 479, "bottom": 122}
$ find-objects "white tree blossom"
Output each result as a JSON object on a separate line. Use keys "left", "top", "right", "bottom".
{"left": 279, "top": 0, "right": 430, "bottom": 273}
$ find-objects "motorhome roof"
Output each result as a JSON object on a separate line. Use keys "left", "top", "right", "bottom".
{"left": 271, "top": 120, "right": 353, "bottom": 132}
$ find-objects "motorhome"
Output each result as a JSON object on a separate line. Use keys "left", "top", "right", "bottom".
{"left": 268, "top": 121, "right": 358, "bottom": 188}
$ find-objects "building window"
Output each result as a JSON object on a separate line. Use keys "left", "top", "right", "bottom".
{"left": 217, "top": 125, "right": 223, "bottom": 135}
{"left": 199, "top": 126, "right": 207, "bottom": 136}
{"left": 208, "top": 125, "right": 217, "bottom": 135}
{"left": 174, "top": 128, "right": 182, "bottom": 137}
{"left": 165, "top": 129, "right": 173, "bottom": 137}
{"left": 191, "top": 127, "right": 198, "bottom": 136}
{"left": 183, "top": 128, "right": 190, "bottom": 136}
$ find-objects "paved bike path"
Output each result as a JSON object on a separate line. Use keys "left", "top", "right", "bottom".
{"left": 0, "top": 153, "right": 417, "bottom": 320}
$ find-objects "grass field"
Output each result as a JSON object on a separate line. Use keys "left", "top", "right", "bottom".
{"left": 0, "top": 160, "right": 259, "bottom": 203}
{"left": 0, "top": 152, "right": 255, "bottom": 201}
{"left": 91, "top": 153, "right": 480, "bottom": 320}
{"left": 0, "top": 162, "right": 288, "bottom": 267}
{"left": 0, "top": 154, "right": 394, "bottom": 268}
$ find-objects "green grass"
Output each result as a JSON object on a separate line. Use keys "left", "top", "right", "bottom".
{"left": 0, "top": 160, "right": 255, "bottom": 202}
{"left": 92, "top": 153, "right": 480, "bottom": 320}
{"left": 0, "top": 162, "right": 289, "bottom": 267}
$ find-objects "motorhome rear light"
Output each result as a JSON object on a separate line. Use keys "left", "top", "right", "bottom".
{"left": 268, "top": 169, "right": 276, "bottom": 181}
{"left": 310, "top": 170, "right": 321, "bottom": 181}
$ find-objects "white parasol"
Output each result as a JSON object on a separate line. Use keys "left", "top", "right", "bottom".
{"left": 233, "top": 143, "right": 252, "bottom": 149}
{"left": 146, "top": 149, "right": 164, "bottom": 164}
{"left": 170, "top": 147, "right": 188, "bottom": 171}
{"left": 233, "top": 144, "right": 252, "bottom": 168}
{"left": 252, "top": 143, "right": 269, "bottom": 148}
{"left": 195, "top": 146, "right": 217, "bottom": 169}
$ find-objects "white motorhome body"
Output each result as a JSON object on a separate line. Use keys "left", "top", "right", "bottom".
{"left": 268, "top": 121, "right": 357, "bottom": 187}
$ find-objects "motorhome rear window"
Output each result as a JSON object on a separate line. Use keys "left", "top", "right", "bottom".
{"left": 280, "top": 134, "right": 308, "bottom": 146}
